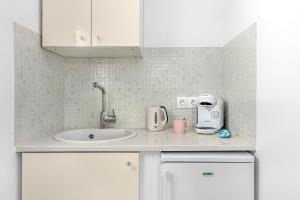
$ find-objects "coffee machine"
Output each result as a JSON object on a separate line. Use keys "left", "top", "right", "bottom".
{"left": 195, "top": 94, "right": 224, "bottom": 134}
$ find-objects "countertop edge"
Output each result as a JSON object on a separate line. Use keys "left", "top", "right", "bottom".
{"left": 16, "top": 129, "right": 256, "bottom": 152}
{"left": 16, "top": 145, "right": 256, "bottom": 152}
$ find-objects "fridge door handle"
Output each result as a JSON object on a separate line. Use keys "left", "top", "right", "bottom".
{"left": 160, "top": 167, "right": 167, "bottom": 200}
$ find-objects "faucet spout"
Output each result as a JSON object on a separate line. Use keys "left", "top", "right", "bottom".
{"left": 93, "top": 82, "right": 116, "bottom": 128}
{"left": 93, "top": 82, "right": 106, "bottom": 111}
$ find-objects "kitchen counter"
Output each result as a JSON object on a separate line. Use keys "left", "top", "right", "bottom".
{"left": 16, "top": 129, "right": 255, "bottom": 152}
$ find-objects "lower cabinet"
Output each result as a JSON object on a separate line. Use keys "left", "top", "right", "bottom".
{"left": 22, "top": 153, "right": 139, "bottom": 200}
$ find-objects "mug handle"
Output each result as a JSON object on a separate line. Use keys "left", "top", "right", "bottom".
{"left": 185, "top": 120, "right": 188, "bottom": 130}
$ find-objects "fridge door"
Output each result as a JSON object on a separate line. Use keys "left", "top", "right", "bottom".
{"left": 161, "top": 162, "right": 254, "bottom": 200}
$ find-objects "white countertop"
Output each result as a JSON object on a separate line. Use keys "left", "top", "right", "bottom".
{"left": 16, "top": 129, "right": 255, "bottom": 152}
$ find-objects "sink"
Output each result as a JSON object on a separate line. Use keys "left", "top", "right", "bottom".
{"left": 54, "top": 129, "right": 136, "bottom": 143}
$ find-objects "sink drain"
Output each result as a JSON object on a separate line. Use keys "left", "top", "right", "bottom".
{"left": 89, "top": 134, "right": 94, "bottom": 139}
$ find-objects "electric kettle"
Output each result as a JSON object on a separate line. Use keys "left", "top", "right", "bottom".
{"left": 146, "top": 106, "right": 168, "bottom": 131}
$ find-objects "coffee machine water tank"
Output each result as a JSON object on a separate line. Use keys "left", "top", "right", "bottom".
{"left": 195, "top": 94, "right": 224, "bottom": 134}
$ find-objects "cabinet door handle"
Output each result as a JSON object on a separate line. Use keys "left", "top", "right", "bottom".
{"left": 126, "top": 161, "right": 132, "bottom": 167}
{"left": 97, "top": 35, "right": 102, "bottom": 41}
{"left": 160, "top": 168, "right": 167, "bottom": 200}
{"left": 80, "top": 35, "right": 85, "bottom": 41}
{"left": 126, "top": 161, "right": 136, "bottom": 170}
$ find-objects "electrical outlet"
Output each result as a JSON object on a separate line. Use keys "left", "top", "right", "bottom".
{"left": 177, "top": 97, "right": 188, "bottom": 108}
{"left": 187, "top": 97, "right": 198, "bottom": 108}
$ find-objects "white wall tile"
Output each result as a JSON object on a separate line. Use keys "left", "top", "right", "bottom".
{"left": 14, "top": 23, "right": 64, "bottom": 143}
{"left": 63, "top": 48, "right": 224, "bottom": 129}
{"left": 223, "top": 23, "right": 257, "bottom": 137}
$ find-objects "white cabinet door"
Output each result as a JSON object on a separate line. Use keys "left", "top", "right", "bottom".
{"left": 161, "top": 162, "right": 254, "bottom": 200}
{"left": 42, "top": 0, "right": 91, "bottom": 46}
{"left": 22, "top": 153, "right": 139, "bottom": 200}
{"left": 92, "top": 0, "right": 141, "bottom": 46}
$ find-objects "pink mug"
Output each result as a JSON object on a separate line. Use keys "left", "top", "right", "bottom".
{"left": 173, "top": 119, "right": 188, "bottom": 134}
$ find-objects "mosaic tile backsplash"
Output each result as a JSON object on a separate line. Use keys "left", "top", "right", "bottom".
{"left": 223, "top": 23, "right": 257, "bottom": 137}
{"left": 14, "top": 23, "right": 256, "bottom": 142}
{"left": 64, "top": 49, "right": 224, "bottom": 129}
{"left": 14, "top": 23, "right": 65, "bottom": 144}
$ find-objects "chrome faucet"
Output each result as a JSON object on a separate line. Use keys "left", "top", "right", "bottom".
{"left": 93, "top": 82, "right": 116, "bottom": 128}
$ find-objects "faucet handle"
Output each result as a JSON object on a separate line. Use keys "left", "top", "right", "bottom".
{"left": 112, "top": 109, "right": 116, "bottom": 117}
{"left": 105, "top": 109, "right": 116, "bottom": 123}
{"left": 102, "top": 109, "right": 116, "bottom": 124}
{"left": 111, "top": 109, "right": 116, "bottom": 121}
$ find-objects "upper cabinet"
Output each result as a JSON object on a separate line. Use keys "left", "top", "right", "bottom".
{"left": 42, "top": 0, "right": 91, "bottom": 47}
{"left": 42, "top": 0, "right": 143, "bottom": 57}
{"left": 92, "top": 0, "right": 140, "bottom": 47}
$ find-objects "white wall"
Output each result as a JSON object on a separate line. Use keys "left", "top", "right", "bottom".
{"left": 0, "top": 0, "right": 40, "bottom": 199}
{"left": 257, "top": 0, "right": 300, "bottom": 199}
{"left": 14, "top": 0, "right": 40, "bottom": 33}
{"left": 144, "top": 0, "right": 226, "bottom": 47}
{"left": 144, "top": 0, "right": 257, "bottom": 47}
{"left": 223, "top": 0, "right": 257, "bottom": 44}
{"left": 0, "top": 1, "right": 17, "bottom": 199}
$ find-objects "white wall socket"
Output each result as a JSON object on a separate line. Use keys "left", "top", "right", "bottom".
{"left": 177, "top": 97, "right": 198, "bottom": 108}
{"left": 177, "top": 97, "right": 188, "bottom": 108}
{"left": 187, "top": 97, "right": 197, "bottom": 108}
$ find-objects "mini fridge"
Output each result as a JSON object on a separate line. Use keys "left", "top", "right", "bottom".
{"left": 160, "top": 152, "right": 255, "bottom": 200}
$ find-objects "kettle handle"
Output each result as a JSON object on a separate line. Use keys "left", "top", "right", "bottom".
{"left": 160, "top": 106, "right": 168, "bottom": 125}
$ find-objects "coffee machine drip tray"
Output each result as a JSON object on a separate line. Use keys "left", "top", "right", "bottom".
{"left": 195, "top": 127, "right": 217, "bottom": 134}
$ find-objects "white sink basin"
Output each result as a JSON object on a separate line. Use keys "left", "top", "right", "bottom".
{"left": 54, "top": 129, "right": 136, "bottom": 143}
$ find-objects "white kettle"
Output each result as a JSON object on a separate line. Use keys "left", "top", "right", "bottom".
{"left": 146, "top": 106, "right": 168, "bottom": 131}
